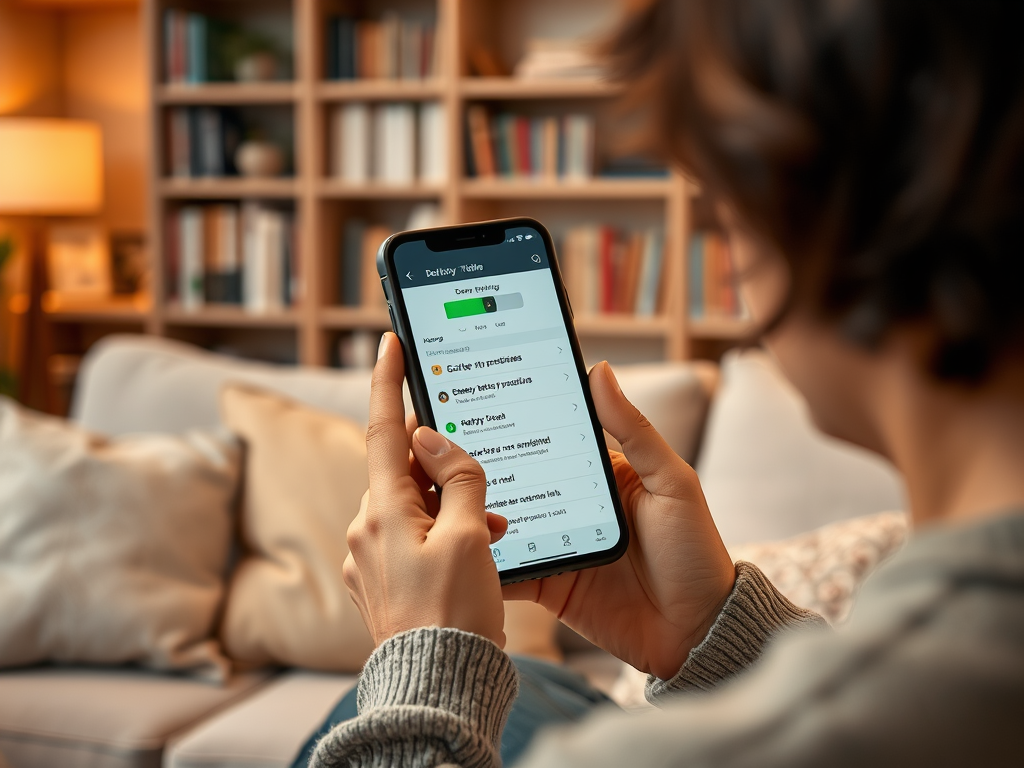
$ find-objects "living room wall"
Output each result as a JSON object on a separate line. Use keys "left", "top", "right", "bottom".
{"left": 0, "top": 0, "right": 148, "bottom": 233}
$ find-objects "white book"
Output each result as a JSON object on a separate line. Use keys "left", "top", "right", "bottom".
{"left": 241, "top": 202, "right": 260, "bottom": 311}
{"left": 372, "top": 105, "right": 388, "bottom": 182}
{"left": 379, "top": 103, "right": 416, "bottom": 185}
{"left": 417, "top": 102, "right": 447, "bottom": 183}
{"left": 332, "top": 103, "right": 371, "bottom": 183}
{"left": 179, "top": 206, "right": 204, "bottom": 310}
{"left": 247, "top": 209, "right": 284, "bottom": 314}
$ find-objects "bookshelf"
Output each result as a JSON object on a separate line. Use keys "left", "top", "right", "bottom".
{"left": 131, "top": 0, "right": 753, "bottom": 370}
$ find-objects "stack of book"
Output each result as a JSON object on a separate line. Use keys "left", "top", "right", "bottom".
{"left": 329, "top": 102, "right": 446, "bottom": 184}
{"left": 324, "top": 13, "right": 437, "bottom": 80}
{"left": 559, "top": 226, "right": 664, "bottom": 316}
{"left": 166, "top": 107, "right": 246, "bottom": 178}
{"left": 688, "top": 232, "right": 747, "bottom": 319}
{"left": 165, "top": 204, "right": 299, "bottom": 313}
{"left": 163, "top": 11, "right": 235, "bottom": 84}
{"left": 465, "top": 107, "right": 594, "bottom": 180}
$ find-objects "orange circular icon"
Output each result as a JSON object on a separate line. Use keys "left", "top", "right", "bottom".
{"left": 431, "top": 365, "right": 443, "bottom": 375}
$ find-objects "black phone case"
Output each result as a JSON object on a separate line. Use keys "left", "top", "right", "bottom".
{"left": 376, "top": 217, "right": 629, "bottom": 584}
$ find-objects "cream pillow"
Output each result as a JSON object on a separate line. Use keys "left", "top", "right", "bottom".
{"left": 0, "top": 397, "right": 239, "bottom": 682}
{"left": 219, "top": 385, "right": 375, "bottom": 672}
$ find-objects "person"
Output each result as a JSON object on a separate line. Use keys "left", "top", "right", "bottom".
{"left": 306, "top": 0, "right": 1024, "bottom": 765}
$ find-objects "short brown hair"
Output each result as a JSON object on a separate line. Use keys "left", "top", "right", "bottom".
{"left": 607, "top": 0, "right": 1024, "bottom": 380}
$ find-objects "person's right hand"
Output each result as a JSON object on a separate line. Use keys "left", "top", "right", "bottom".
{"left": 502, "top": 362, "right": 736, "bottom": 680}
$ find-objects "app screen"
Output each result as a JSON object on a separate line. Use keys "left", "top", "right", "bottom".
{"left": 393, "top": 224, "right": 620, "bottom": 574}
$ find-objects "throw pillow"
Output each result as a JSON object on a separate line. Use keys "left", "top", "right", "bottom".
{"left": 0, "top": 397, "right": 239, "bottom": 682}
{"left": 218, "top": 385, "right": 375, "bottom": 672}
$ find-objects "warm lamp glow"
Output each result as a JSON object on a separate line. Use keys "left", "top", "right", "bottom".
{"left": 0, "top": 118, "right": 103, "bottom": 215}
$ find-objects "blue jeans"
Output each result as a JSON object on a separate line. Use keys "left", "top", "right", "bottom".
{"left": 291, "top": 655, "right": 614, "bottom": 767}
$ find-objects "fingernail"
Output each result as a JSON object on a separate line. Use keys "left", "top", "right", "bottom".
{"left": 416, "top": 427, "right": 452, "bottom": 456}
{"left": 377, "top": 333, "right": 389, "bottom": 360}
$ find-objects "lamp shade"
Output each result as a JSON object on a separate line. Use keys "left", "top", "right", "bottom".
{"left": 0, "top": 118, "right": 103, "bottom": 215}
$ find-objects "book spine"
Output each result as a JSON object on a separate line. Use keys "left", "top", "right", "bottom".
{"left": 180, "top": 206, "right": 204, "bottom": 310}
{"left": 325, "top": 18, "right": 340, "bottom": 80}
{"left": 688, "top": 234, "right": 704, "bottom": 319}
{"left": 516, "top": 117, "right": 532, "bottom": 176}
{"left": 599, "top": 226, "right": 615, "bottom": 313}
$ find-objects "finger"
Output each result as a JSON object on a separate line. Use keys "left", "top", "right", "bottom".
{"left": 486, "top": 512, "right": 508, "bottom": 544}
{"left": 502, "top": 580, "right": 541, "bottom": 602}
{"left": 366, "top": 333, "right": 411, "bottom": 492}
{"left": 406, "top": 412, "right": 419, "bottom": 443}
{"left": 410, "top": 453, "right": 433, "bottom": 492}
{"left": 590, "top": 361, "right": 688, "bottom": 495}
{"left": 411, "top": 427, "right": 488, "bottom": 532}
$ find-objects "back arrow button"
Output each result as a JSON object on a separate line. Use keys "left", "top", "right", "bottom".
{"left": 406, "top": 272, "right": 414, "bottom": 280}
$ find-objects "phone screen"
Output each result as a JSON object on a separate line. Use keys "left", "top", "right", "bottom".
{"left": 391, "top": 222, "right": 622, "bottom": 576}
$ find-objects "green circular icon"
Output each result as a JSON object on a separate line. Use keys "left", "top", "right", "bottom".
{"left": 445, "top": 422, "right": 457, "bottom": 434}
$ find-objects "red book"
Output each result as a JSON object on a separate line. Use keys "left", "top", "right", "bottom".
{"left": 599, "top": 226, "right": 616, "bottom": 314}
{"left": 515, "top": 117, "right": 532, "bottom": 175}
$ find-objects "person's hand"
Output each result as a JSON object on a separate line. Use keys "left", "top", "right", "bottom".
{"left": 342, "top": 332, "right": 509, "bottom": 647}
{"left": 503, "top": 362, "right": 736, "bottom": 680}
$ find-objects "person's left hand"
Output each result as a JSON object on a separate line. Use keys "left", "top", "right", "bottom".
{"left": 342, "top": 332, "right": 509, "bottom": 647}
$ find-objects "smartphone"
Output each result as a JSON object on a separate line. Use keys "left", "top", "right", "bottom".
{"left": 377, "top": 217, "right": 628, "bottom": 584}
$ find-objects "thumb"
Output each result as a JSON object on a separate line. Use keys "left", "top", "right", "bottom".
{"left": 411, "top": 426, "right": 491, "bottom": 535}
{"left": 590, "top": 361, "right": 690, "bottom": 496}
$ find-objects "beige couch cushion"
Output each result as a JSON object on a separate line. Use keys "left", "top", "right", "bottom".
{"left": 219, "top": 385, "right": 374, "bottom": 672}
{"left": 165, "top": 672, "right": 357, "bottom": 768}
{"left": 0, "top": 667, "right": 269, "bottom": 768}
{"left": 0, "top": 397, "right": 239, "bottom": 681}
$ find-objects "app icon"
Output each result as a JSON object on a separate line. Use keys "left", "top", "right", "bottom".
{"left": 562, "top": 534, "right": 571, "bottom": 546}
{"left": 528, "top": 542, "right": 537, "bottom": 553}
{"left": 437, "top": 391, "right": 449, "bottom": 404}
{"left": 431, "top": 364, "right": 443, "bottom": 376}
{"left": 446, "top": 422, "right": 457, "bottom": 433}
{"left": 491, "top": 548, "right": 501, "bottom": 559}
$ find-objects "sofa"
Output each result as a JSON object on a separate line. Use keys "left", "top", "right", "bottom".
{"left": 0, "top": 335, "right": 907, "bottom": 768}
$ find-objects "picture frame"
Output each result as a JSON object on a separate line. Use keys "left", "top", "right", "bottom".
{"left": 110, "top": 231, "right": 149, "bottom": 295}
{"left": 46, "top": 224, "right": 111, "bottom": 302}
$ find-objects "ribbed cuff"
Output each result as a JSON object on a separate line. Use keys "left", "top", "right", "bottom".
{"left": 647, "top": 562, "right": 828, "bottom": 701}
{"left": 313, "top": 627, "right": 518, "bottom": 768}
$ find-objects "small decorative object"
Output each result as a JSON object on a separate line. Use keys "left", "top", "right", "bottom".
{"left": 235, "top": 140, "right": 285, "bottom": 178}
{"left": 110, "top": 232, "right": 148, "bottom": 295}
{"left": 234, "top": 51, "right": 278, "bottom": 83}
{"left": 46, "top": 225, "right": 111, "bottom": 302}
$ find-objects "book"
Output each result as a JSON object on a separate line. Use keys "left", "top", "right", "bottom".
{"left": 463, "top": 110, "right": 595, "bottom": 180}
{"left": 688, "top": 232, "right": 746, "bottom": 319}
{"left": 340, "top": 219, "right": 366, "bottom": 306}
{"left": 327, "top": 14, "right": 436, "bottom": 81}
{"left": 179, "top": 206, "right": 204, "bottom": 310}
{"left": 418, "top": 102, "right": 447, "bottom": 183}
{"left": 559, "top": 225, "right": 664, "bottom": 316}
{"left": 331, "top": 103, "right": 371, "bottom": 182}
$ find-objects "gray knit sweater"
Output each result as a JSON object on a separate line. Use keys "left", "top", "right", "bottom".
{"left": 312, "top": 513, "right": 1024, "bottom": 767}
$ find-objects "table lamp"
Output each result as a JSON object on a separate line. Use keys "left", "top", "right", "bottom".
{"left": 0, "top": 117, "right": 104, "bottom": 407}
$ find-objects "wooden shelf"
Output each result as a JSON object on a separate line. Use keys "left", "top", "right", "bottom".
{"left": 160, "top": 178, "right": 299, "bottom": 199}
{"left": 320, "top": 306, "right": 392, "bottom": 330}
{"left": 688, "top": 316, "right": 755, "bottom": 340}
{"left": 574, "top": 314, "right": 673, "bottom": 338}
{"left": 318, "top": 181, "right": 445, "bottom": 199}
{"left": 42, "top": 293, "right": 150, "bottom": 323}
{"left": 317, "top": 80, "right": 444, "bottom": 101}
{"left": 163, "top": 306, "right": 301, "bottom": 328}
{"left": 158, "top": 82, "right": 298, "bottom": 105}
{"left": 460, "top": 177, "right": 673, "bottom": 200}
{"left": 460, "top": 78, "right": 622, "bottom": 100}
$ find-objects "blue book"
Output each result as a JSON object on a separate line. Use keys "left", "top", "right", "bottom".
{"left": 688, "top": 235, "right": 704, "bottom": 318}
{"left": 187, "top": 14, "right": 207, "bottom": 83}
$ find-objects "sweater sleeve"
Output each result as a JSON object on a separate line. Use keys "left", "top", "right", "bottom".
{"left": 310, "top": 627, "right": 518, "bottom": 768}
{"left": 647, "top": 561, "right": 830, "bottom": 701}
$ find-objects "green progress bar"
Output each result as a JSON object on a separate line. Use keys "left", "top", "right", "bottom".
{"left": 445, "top": 296, "right": 496, "bottom": 319}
